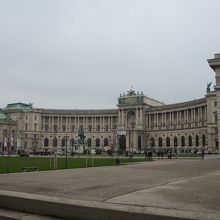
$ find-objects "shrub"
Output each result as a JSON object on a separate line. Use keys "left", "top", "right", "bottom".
{"left": 95, "top": 148, "right": 102, "bottom": 155}
{"left": 107, "top": 149, "right": 113, "bottom": 156}
{"left": 83, "top": 149, "right": 91, "bottom": 155}
{"left": 118, "top": 149, "right": 124, "bottom": 155}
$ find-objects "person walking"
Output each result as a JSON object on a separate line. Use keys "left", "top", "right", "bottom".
{"left": 201, "top": 149, "right": 205, "bottom": 160}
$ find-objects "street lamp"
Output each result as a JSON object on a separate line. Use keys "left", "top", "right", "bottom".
{"left": 65, "top": 133, "right": 68, "bottom": 169}
{"left": 6, "top": 130, "right": 11, "bottom": 173}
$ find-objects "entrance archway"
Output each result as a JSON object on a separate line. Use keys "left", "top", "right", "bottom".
{"left": 119, "top": 135, "right": 126, "bottom": 151}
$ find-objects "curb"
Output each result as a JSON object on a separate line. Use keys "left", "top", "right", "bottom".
{"left": 0, "top": 190, "right": 218, "bottom": 220}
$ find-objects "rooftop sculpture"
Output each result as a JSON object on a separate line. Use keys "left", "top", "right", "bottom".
{"left": 207, "top": 82, "right": 212, "bottom": 93}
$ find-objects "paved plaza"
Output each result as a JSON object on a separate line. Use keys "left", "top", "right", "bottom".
{"left": 0, "top": 156, "right": 220, "bottom": 219}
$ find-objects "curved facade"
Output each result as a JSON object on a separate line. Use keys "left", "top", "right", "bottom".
{"left": 0, "top": 54, "right": 220, "bottom": 154}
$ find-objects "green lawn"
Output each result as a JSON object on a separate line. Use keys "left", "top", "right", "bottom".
{"left": 0, "top": 156, "right": 150, "bottom": 174}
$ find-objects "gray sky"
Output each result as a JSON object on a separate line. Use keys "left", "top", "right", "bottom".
{"left": 1, "top": 0, "right": 220, "bottom": 109}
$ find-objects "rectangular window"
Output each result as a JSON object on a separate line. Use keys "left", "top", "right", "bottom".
{"left": 54, "top": 124, "right": 57, "bottom": 132}
{"left": 97, "top": 125, "right": 100, "bottom": 131}
{"left": 79, "top": 118, "right": 83, "bottom": 123}
{"left": 45, "top": 117, "right": 49, "bottom": 123}
{"left": 88, "top": 125, "right": 92, "bottom": 132}
{"left": 34, "top": 123, "right": 37, "bottom": 131}
{"left": 54, "top": 117, "right": 58, "bottom": 123}
{"left": 62, "top": 125, "right": 66, "bottom": 132}
{"left": 72, "top": 125, "right": 75, "bottom": 132}
{"left": 45, "top": 124, "right": 48, "bottom": 131}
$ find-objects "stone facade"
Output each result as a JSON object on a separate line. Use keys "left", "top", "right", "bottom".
{"left": 1, "top": 54, "right": 220, "bottom": 154}
{"left": 0, "top": 111, "right": 17, "bottom": 154}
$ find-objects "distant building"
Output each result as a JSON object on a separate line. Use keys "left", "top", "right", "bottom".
{"left": 1, "top": 54, "right": 220, "bottom": 154}
{"left": 0, "top": 111, "right": 17, "bottom": 154}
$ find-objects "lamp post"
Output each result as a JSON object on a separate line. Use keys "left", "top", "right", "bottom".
{"left": 65, "top": 133, "right": 68, "bottom": 169}
{"left": 6, "top": 130, "right": 11, "bottom": 173}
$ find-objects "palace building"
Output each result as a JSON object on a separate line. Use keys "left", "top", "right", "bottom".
{"left": 1, "top": 53, "right": 220, "bottom": 154}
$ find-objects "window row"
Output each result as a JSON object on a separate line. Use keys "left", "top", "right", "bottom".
{"left": 44, "top": 137, "right": 110, "bottom": 148}
{"left": 150, "top": 135, "right": 206, "bottom": 147}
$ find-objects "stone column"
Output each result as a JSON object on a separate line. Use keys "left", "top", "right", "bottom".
{"left": 60, "top": 117, "right": 63, "bottom": 131}
{"left": 208, "top": 54, "right": 220, "bottom": 154}
{"left": 108, "top": 117, "right": 110, "bottom": 132}
{"left": 51, "top": 116, "right": 54, "bottom": 132}
{"left": 122, "top": 110, "right": 125, "bottom": 126}
{"left": 156, "top": 113, "right": 159, "bottom": 129}
{"left": 103, "top": 117, "right": 105, "bottom": 131}
{"left": 94, "top": 117, "right": 97, "bottom": 132}
{"left": 74, "top": 117, "right": 76, "bottom": 132}
{"left": 149, "top": 114, "right": 151, "bottom": 129}
{"left": 65, "top": 117, "right": 68, "bottom": 132}
{"left": 48, "top": 116, "right": 51, "bottom": 131}
{"left": 91, "top": 117, "right": 93, "bottom": 132}
{"left": 146, "top": 115, "right": 149, "bottom": 130}
{"left": 58, "top": 117, "right": 60, "bottom": 132}
{"left": 176, "top": 111, "right": 179, "bottom": 128}
{"left": 135, "top": 108, "right": 138, "bottom": 126}
{"left": 42, "top": 116, "right": 44, "bottom": 131}
{"left": 164, "top": 112, "right": 167, "bottom": 126}
{"left": 186, "top": 110, "right": 188, "bottom": 125}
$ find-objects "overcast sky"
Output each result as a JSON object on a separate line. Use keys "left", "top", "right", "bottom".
{"left": 1, "top": 0, "right": 220, "bottom": 109}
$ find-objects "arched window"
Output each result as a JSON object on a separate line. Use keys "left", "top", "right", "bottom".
{"left": 62, "top": 138, "right": 65, "bottom": 147}
{"left": 166, "top": 137, "right": 170, "bottom": 147}
{"left": 87, "top": 138, "right": 92, "bottom": 147}
{"left": 138, "top": 136, "right": 141, "bottom": 150}
{"left": 188, "top": 136, "right": 192, "bottom": 147}
{"left": 174, "top": 136, "right": 178, "bottom": 147}
{"left": 181, "top": 136, "right": 185, "bottom": 147}
{"left": 158, "top": 137, "right": 163, "bottom": 147}
{"left": 196, "top": 135, "right": 199, "bottom": 147}
{"left": 150, "top": 137, "right": 155, "bottom": 147}
{"left": 96, "top": 138, "right": 100, "bottom": 147}
{"left": 104, "top": 138, "right": 108, "bottom": 147}
{"left": 70, "top": 138, "right": 75, "bottom": 147}
{"left": 44, "top": 138, "right": 49, "bottom": 147}
{"left": 53, "top": 138, "right": 57, "bottom": 147}
{"left": 202, "top": 135, "right": 206, "bottom": 147}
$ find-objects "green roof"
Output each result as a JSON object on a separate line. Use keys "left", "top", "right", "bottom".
{"left": 5, "top": 102, "right": 33, "bottom": 110}
{"left": 0, "top": 111, "right": 13, "bottom": 122}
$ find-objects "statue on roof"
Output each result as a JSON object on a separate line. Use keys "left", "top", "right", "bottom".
{"left": 126, "top": 86, "right": 136, "bottom": 96}
{"left": 206, "top": 82, "right": 212, "bottom": 93}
